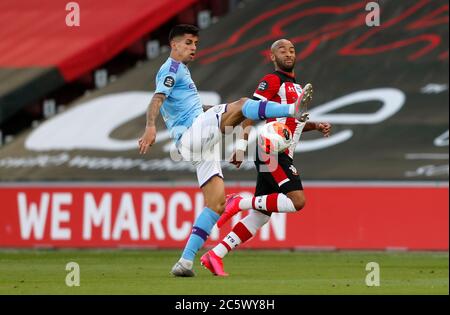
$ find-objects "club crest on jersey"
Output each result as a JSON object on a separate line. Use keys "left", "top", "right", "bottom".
{"left": 163, "top": 76, "right": 175, "bottom": 87}
{"left": 289, "top": 165, "right": 298, "bottom": 176}
{"left": 258, "top": 81, "right": 268, "bottom": 91}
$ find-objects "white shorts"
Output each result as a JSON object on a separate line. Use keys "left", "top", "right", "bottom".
{"left": 178, "top": 104, "right": 227, "bottom": 187}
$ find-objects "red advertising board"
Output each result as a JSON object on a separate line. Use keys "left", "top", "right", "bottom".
{"left": 0, "top": 183, "right": 448, "bottom": 250}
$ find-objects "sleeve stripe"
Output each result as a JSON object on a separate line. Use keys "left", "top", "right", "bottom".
{"left": 169, "top": 61, "right": 180, "bottom": 73}
{"left": 253, "top": 93, "right": 268, "bottom": 101}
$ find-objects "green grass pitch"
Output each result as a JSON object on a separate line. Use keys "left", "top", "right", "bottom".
{"left": 0, "top": 250, "right": 448, "bottom": 295}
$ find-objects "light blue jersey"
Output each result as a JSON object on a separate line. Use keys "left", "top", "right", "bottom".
{"left": 155, "top": 57, "right": 203, "bottom": 143}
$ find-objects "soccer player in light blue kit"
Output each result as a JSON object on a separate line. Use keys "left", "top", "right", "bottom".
{"left": 138, "top": 25, "right": 313, "bottom": 277}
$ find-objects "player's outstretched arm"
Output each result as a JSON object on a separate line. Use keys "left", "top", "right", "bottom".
{"left": 138, "top": 93, "right": 166, "bottom": 154}
{"left": 317, "top": 122, "right": 332, "bottom": 137}
{"left": 303, "top": 121, "right": 332, "bottom": 137}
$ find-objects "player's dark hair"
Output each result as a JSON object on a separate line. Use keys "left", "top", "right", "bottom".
{"left": 169, "top": 24, "right": 199, "bottom": 42}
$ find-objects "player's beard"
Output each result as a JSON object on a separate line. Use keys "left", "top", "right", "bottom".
{"left": 275, "top": 56, "right": 295, "bottom": 72}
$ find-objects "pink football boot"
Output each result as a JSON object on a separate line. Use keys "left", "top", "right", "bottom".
{"left": 200, "top": 250, "right": 228, "bottom": 276}
{"left": 217, "top": 194, "right": 243, "bottom": 228}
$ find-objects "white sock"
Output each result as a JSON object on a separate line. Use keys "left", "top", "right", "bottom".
{"left": 212, "top": 210, "right": 271, "bottom": 258}
{"left": 239, "top": 198, "right": 253, "bottom": 210}
{"left": 240, "top": 194, "right": 297, "bottom": 212}
{"left": 212, "top": 231, "right": 242, "bottom": 258}
{"left": 276, "top": 194, "right": 297, "bottom": 213}
{"left": 241, "top": 210, "right": 271, "bottom": 233}
{"left": 212, "top": 243, "right": 229, "bottom": 258}
{"left": 288, "top": 103, "right": 295, "bottom": 116}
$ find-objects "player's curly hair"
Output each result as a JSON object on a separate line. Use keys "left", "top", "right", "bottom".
{"left": 169, "top": 24, "right": 200, "bottom": 42}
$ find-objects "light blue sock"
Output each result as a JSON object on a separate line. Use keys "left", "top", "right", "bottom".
{"left": 182, "top": 207, "right": 220, "bottom": 262}
{"left": 242, "top": 99, "right": 292, "bottom": 120}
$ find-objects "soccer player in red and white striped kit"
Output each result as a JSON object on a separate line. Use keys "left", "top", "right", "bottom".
{"left": 200, "top": 39, "right": 332, "bottom": 276}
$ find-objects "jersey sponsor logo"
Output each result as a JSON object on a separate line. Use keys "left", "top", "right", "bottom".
{"left": 258, "top": 80, "right": 268, "bottom": 91}
{"left": 164, "top": 76, "right": 175, "bottom": 87}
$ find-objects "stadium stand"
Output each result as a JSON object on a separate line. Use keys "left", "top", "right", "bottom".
{"left": 0, "top": 0, "right": 231, "bottom": 129}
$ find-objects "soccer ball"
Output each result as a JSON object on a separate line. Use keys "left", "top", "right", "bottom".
{"left": 258, "top": 121, "right": 292, "bottom": 154}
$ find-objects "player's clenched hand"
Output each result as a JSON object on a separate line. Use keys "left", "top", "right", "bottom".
{"left": 138, "top": 126, "right": 156, "bottom": 154}
{"left": 229, "top": 150, "right": 245, "bottom": 168}
{"left": 318, "top": 122, "right": 332, "bottom": 137}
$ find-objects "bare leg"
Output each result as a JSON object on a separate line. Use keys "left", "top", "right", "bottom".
{"left": 219, "top": 98, "right": 249, "bottom": 133}
{"left": 286, "top": 190, "right": 306, "bottom": 210}
{"left": 201, "top": 175, "right": 226, "bottom": 215}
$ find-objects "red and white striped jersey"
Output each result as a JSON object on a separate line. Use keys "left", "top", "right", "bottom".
{"left": 253, "top": 70, "right": 306, "bottom": 159}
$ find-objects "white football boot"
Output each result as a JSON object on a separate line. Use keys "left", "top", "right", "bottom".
{"left": 170, "top": 261, "right": 196, "bottom": 277}
{"left": 294, "top": 83, "right": 313, "bottom": 122}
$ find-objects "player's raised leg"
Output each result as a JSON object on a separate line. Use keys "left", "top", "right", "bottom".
{"left": 217, "top": 190, "right": 305, "bottom": 228}
{"left": 219, "top": 84, "right": 313, "bottom": 131}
